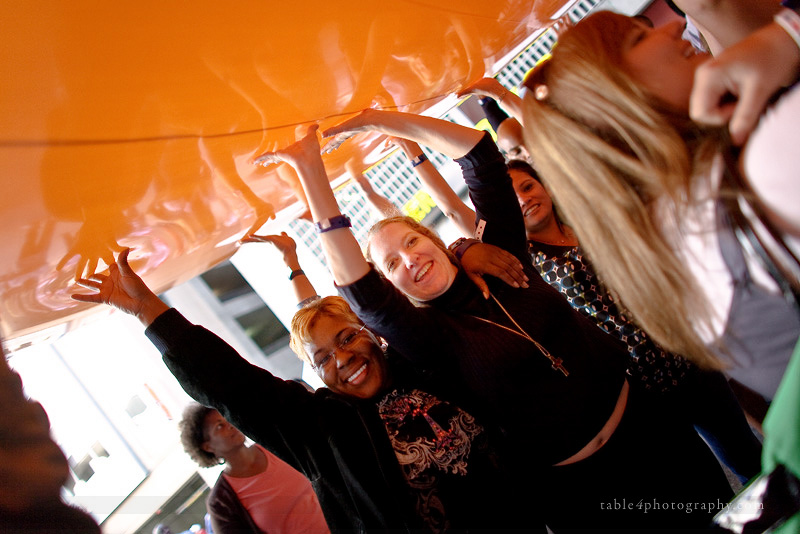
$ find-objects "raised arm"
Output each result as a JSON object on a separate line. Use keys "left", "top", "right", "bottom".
{"left": 322, "top": 109, "right": 484, "bottom": 160}
{"left": 241, "top": 232, "right": 318, "bottom": 305}
{"left": 254, "top": 124, "right": 371, "bottom": 286}
{"left": 389, "top": 136, "right": 477, "bottom": 237}
{"left": 324, "top": 109, "right": 528, "bottom": 260}
{"left": 70, "top": 249, "right": 325, "bottom": 475}
{"left": 674, "top": 0, "right": 782, "bottom": 55}
{"left": 690, "top": 12, "right": 800, "bottom": 144}
{"left": 346, "top": 160, "right": 398, "bottom": 218}
{"left": 458, "top": 77, "right": 524, "bottom": 125}
{"left": 71, "top": 248, "right": 169, "bottom": 327}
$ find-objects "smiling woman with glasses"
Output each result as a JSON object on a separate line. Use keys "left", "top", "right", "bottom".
{"left": 309, "top": 324, "right": 368, "bottom": 372}
{"left": 72, "top": 245, "right": 537, "bottom": 533}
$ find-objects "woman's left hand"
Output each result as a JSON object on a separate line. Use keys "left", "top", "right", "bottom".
{"left": 460, "top": 242, "right": 529, "bottom": 298}
{"left": 320, "top": 110, "right": 378, "bottom": 153}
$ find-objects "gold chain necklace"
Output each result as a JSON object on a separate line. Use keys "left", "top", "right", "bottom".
{"left": 468, "top": 293, "right": 569, "bottom": 377}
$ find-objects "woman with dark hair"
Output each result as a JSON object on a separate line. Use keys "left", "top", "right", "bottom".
{"left": 178, "top": 403, "right": 329, "bottom": 534}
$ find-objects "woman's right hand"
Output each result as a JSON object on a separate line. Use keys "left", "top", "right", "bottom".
{"left": 241, "top": 232, "right": 301, "bottom": 270}
{"left": 71, "top": 248, "right": 169, "bottom": 326}
{"left": 460, "top": 242, "right": 529, "bottom": 299}
{"left": 320, "top": 110, "right": 379, "bottom": 153}
{"left": 457, "top": 77, "right": 508, "bottom": 101}
{"left": 690, "top": 19, "right": 800, "bottom": 145}
{"left": 254, "top": 124, "right": 323, "bottom": 168}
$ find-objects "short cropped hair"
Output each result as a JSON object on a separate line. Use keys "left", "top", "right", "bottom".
{"left": 178, "top": 403, "right": 219, "bottom": 468}
{"left": 289, "top": 296, "right": 363, "bottom": 366}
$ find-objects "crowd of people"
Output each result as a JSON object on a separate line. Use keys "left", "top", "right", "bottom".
{"left": 4, "top": 1, "right": 799, "bottom": 532}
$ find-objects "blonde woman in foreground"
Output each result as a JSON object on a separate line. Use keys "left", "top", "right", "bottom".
{"left": 522, "top": 10, "right": 800, "bottom": 400}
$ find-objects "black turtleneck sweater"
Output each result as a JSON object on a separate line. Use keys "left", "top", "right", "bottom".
{"left": 339, "top": 134, "right": 627, "bottom": 468}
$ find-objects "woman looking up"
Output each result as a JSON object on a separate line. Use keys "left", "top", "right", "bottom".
{"left": 179, "top": 404, "right": 329, "bottom": 534}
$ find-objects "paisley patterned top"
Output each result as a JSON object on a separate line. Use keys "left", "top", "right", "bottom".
{"left": 377, "top": 388, "right": 483, "bottom": 533}
{"left": 530, "top": 242, "right": 692, "bottom": 392}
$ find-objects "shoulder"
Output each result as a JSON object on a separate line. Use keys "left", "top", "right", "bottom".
{"left": 207, "top": 473, "right": 233, "bottom": 504}
{"left": 742, "top": 84, "right": 800, "bottom": 236}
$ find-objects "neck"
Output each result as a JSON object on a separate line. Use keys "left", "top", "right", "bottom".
{"left": 528, "top": 220, "right": 576, "bottom": 247}
{"left": 222, "top": 444, "right": 267, "bottom": 478}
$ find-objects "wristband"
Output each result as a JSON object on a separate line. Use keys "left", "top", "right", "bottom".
{"left": 775, "top": 8, "right": 800, "bottom": 51}
{"left": 448, "top": 237, "right": 480, "bottom": 261}
{"left": 288, "top": 269, "right": 305, "bottom": 281}
{"left": 410, "top": 153, "right": 428, "bottom": 167}
{"left": 315, "top": 214, "right": 352, "bottom": 233}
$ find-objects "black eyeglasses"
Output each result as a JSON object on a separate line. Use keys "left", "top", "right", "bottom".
{"left": 311, "top": 324, "right": 367, "bottom": 372}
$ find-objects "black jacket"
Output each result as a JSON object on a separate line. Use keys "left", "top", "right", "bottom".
{"left": 146, "top": 309, "right": 424, "bottom": 534}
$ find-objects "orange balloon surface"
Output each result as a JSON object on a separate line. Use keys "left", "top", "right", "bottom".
{"left": 0, "top": 1, "right": 559, "bottom": 341}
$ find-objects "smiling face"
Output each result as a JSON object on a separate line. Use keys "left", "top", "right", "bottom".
{"left": 622, "top": 20, "right": 709, "bottom": 112}
{"left": 369, "top": 222, "right": 458, "bottom": 302}
{"left": 201, "top": 410, "right": 246, "bottom": 459}
{"left": 303, "top": 314, "right": 389, "bottom": 399}
{"left": 509, "top": 167, "right": 555, "bottom": 237}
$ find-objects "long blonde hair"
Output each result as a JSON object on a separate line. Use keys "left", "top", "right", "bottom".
{"left": 523, "top": 11, "right": 726, "bottom": 368}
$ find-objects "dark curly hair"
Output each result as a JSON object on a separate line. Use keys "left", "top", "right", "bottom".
{"left": 178, "top": 403, "right": 220, "bottom": 468}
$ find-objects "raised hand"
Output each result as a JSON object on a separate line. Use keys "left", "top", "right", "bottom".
{"left": 320, "top": 110, "right": 378, "bottom": 153}
{"left": 71, "top": 248, "right": 169, "bottom": 326}
{"left": 241, "top": 232, "right": 301, "bottom": 269}
{"left": 254, "top": 124, "right": 323, "bottom": 167}
{"left": 460, "top": 242, "right": 529, "bottom": 299}
{"left": 690, "top": 21, "right": 800, "bottom": 145}
{"left": 457, "top": 77, "right": 508, "bottom": 100}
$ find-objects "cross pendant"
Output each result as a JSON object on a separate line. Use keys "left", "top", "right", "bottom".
{"left": 551, "top": 357, "right": 569, "bottom": 377}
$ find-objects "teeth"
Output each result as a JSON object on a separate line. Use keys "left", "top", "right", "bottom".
{"left": 347, "top": 363, "right": 367, "bottom": 383}
{"left": 415, "top": 263, "right": 431, "bottom": 282}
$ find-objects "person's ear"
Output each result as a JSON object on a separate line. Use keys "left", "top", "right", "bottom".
{"left": 200, "top": 440, "right": 214, "bottom": 454}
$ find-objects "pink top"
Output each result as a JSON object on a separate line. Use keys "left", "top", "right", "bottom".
{"left": 743, "top": 82, "right": 800, "bottom": 243}
{"left": 223, "top": 445, "right": 329, "bottom": 534}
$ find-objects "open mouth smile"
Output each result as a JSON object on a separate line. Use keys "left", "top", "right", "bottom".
{"left": 415, "top": 262, "right": 432, "bottom": 282}
{"left": 523, "top": 203, "right": 540, "bottom": 218}
{"left": 346, "top": 363, "right": 367, "bottom": 384}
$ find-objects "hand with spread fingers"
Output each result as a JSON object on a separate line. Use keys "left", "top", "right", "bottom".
{"left": 71, "top": 248, "right": 169, "bottom": 327}
{"left": 460, "top": 242, "right": 529, "bottom": 299}
{"left": 690, "top": 20, "right": 800, "bottom": 145}
{"left": 242, "top": 232, "right": 300, "bottom": 267}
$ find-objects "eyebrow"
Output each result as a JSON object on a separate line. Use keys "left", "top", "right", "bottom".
{"left": 383, "top": 231, "right": 413, "bottom": 269}
{"left": 312, "top": 327, "right": 350, "bottom": 359}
